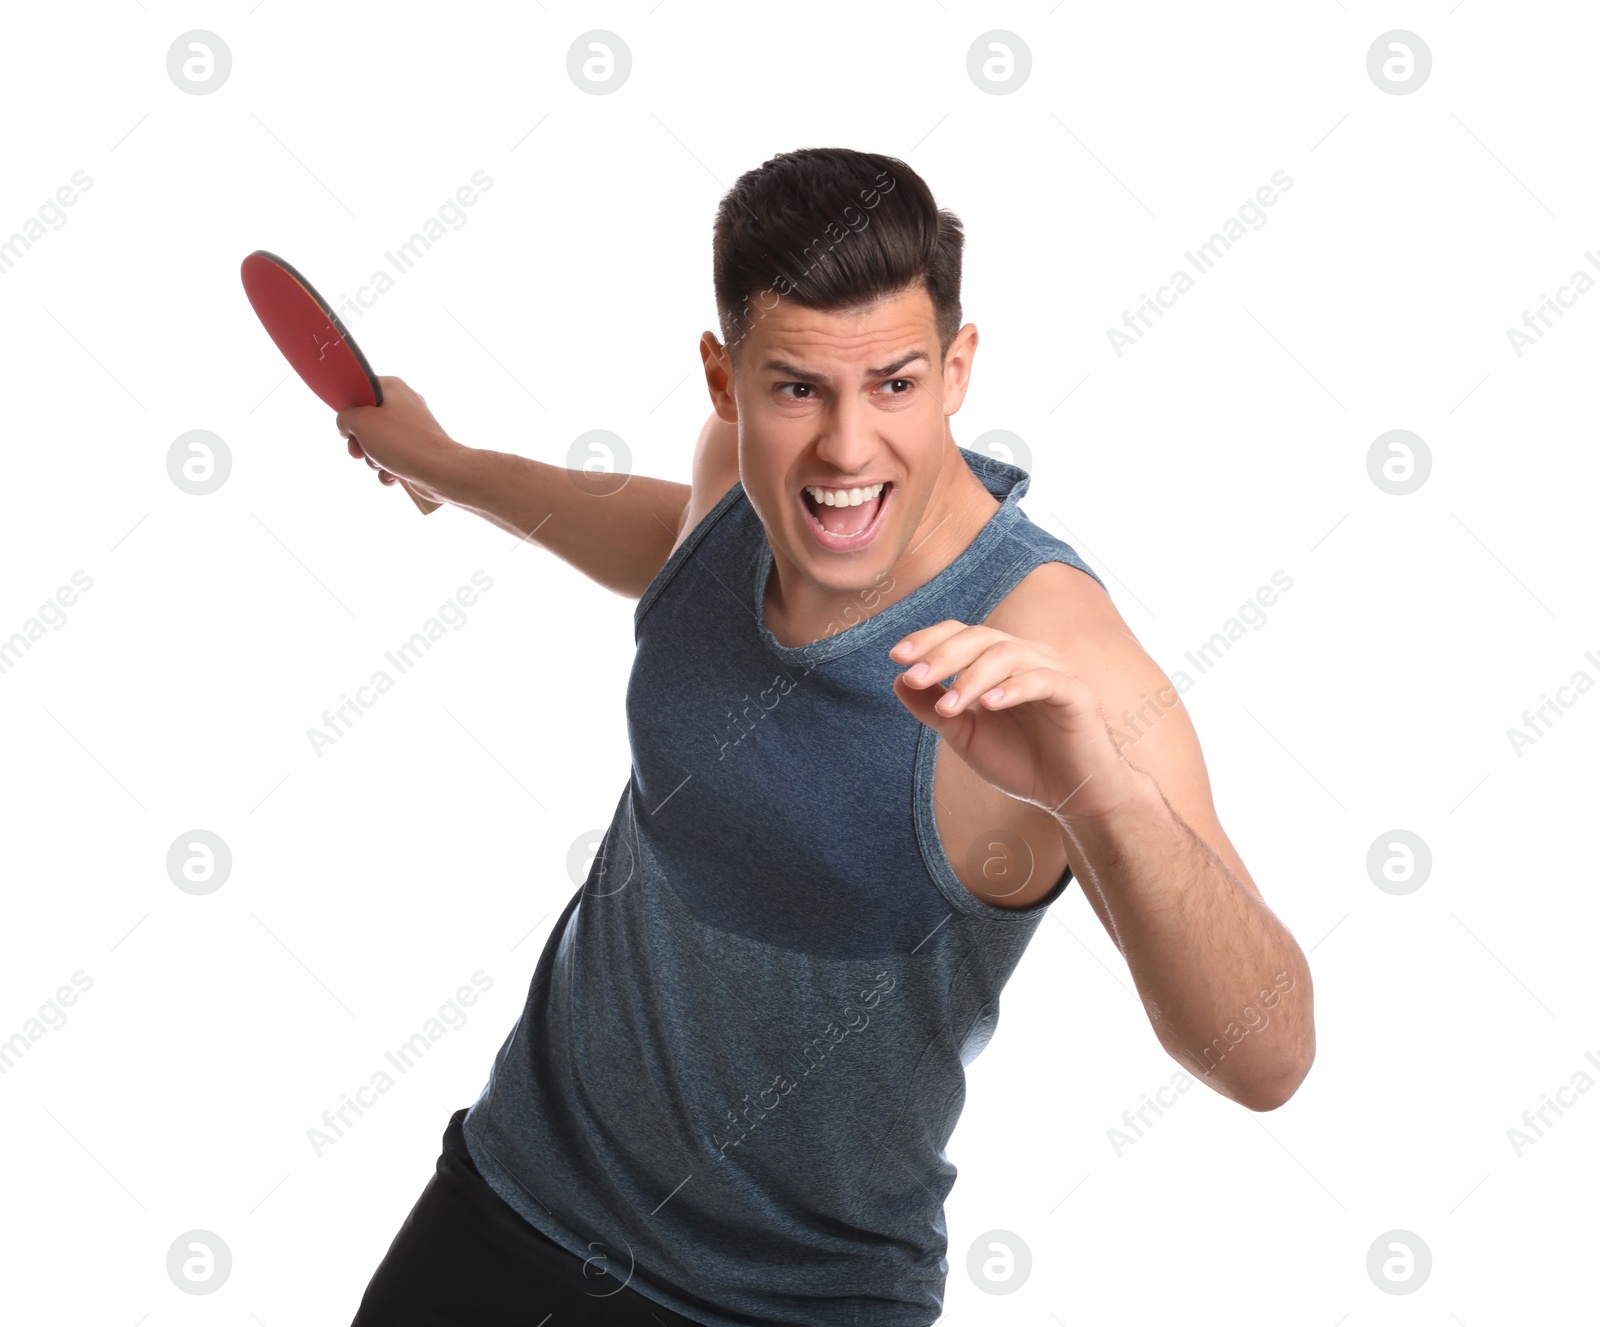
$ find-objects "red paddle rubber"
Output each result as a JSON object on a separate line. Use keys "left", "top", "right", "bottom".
{"left": 241, "top": 250, "right": 439, "bottom": 515}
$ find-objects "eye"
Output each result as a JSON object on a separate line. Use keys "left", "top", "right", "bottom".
{"left": 880, "top": 378, "right": 914, "bottom": 395}
{"left": 776, "top": 382, "right": 814, "bottom": 400}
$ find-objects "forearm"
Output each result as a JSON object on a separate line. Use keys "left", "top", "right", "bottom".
{"left": 1057, "top": 768, "right": 1314, "bottom": 1110}
{"left": 433, "top": 447, "right": 690, "bottom": 600}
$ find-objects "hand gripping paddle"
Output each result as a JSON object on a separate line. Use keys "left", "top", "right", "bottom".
{"left": 240, "top": 250, "right": 441, "bottom": 515}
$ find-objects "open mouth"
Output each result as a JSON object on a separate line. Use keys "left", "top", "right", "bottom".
{"left": 800, "top": 481, "right": 892, "bottom": 545}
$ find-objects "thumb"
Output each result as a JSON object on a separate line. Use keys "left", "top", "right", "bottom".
{"left": 334, "top": 403, "right": 377, "bottom": 439}
{"left": 893, "top": 672, "right": 955, "bottom": 733}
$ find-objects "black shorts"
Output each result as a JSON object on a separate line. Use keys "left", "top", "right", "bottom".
{"left": 350, "top": 1107, "right": 704, "bottom": 1326}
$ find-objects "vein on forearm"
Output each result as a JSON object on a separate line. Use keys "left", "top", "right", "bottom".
{"left": 1054, "top": 768, "right": 1311, "bottom": 1089}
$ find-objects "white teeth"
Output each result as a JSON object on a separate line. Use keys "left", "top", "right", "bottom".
{"left": 804, "top": 481, "right": 884, "bottom": 507}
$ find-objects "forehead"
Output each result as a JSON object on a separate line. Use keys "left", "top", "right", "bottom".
{"left": 741, "top": 282, "right": 937, "bottom": 366}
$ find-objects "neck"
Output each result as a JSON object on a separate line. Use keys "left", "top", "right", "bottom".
{"left": 764, "top": 443, "right": 1004, "bottom": 649}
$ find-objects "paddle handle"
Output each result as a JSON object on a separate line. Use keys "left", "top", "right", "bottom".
{"left": 400, "top": 481, "right": 441, "bottom": 515}
{"left": 362, "top": 380, "right": 439, "bottom": 515}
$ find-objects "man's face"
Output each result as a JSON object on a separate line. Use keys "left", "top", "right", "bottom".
{"left": 708, "top": 282, "right": 976, "bottom": 600}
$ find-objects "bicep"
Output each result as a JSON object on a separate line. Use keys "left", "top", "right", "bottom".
{"left": 1105, "top": 651, "right": 1262, "bottom": 901}
{"left": 1000, "top": 562, "right": 1263, "bottom": 905}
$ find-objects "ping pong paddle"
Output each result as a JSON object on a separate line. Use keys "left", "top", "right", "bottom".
{"left": 241, "top": 249, "right": 440, "bottom": 515}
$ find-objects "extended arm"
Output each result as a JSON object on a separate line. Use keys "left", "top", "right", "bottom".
{"left": 337, "top": 377, "right": 741, "bottom": 601}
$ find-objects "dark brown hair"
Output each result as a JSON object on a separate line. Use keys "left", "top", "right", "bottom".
{"left": 712, "top": 147, "right": 964, "bottom": 366}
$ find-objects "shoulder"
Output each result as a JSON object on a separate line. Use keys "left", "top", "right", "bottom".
{"left": 984, "top": 558, "right": 1164, "bottom": 733}
{"left": 987, "top": 556, "right": 1123, "bottom": 650}
{"left": 672, "top": 413, "right": 742, "bottom": 556}
{"left": 985, "top": 557, "right": 1170, "bottom": 751}
{"left": 985, "top": 555, "right": 1264, "bottom": 900}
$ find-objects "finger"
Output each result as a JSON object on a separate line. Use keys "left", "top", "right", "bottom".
{"left": 992, "top": 668, "right": 1105, "bottom": 726}
{"left": 347, "top": 435, "right": 364, "bottom": 460}
{"left": 889, "top": 620, "right": 971, "bottom": 667}
{"left": 962, "top": 664, "right": 1068, "bottom": 713}
{"left": 896, "top": 625, "right": 1019, "bottom": 691}
{"left": 335, "top": 404, "right": 375, "bottom": 438}
{"left": 379, "top": 471, "right": 396, "bottom": 485}
{"left": 934, "top": 640, "right": 1054, "bottom": 714}
{"left": 892, "top": 668, "right": 965, "bottom": 733}
{"left": 890, "top": 622, "right": 996, "bottom": 688}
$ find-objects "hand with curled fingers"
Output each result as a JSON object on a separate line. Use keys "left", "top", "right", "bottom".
{"left": 335, "top": 376, "right": 466, "bottom": 507}
{"left": 890, "top": 620, "right": 1137, "bottom": 825}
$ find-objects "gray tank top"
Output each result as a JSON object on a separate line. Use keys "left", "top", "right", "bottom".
{"left": 463, "top": 445, "right": 1106, "bottom": 1325}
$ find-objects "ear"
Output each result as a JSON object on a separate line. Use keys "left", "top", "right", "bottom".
{"left": 941, "top": 322, "right": 979, "bottom": 416}
{"left": 701, "top": 331, "right": 738, "bottom": 423}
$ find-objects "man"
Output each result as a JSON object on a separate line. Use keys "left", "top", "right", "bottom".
{"left": 341, "top": 147, "right": 1315, "bottom": 1326}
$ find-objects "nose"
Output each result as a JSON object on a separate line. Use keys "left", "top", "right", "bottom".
{"left": 812, "top": 395, "right": 877, "bottom": 477}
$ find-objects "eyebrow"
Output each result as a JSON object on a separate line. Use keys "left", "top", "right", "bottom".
{"left": 759, "top": 350, "right": 931, "bottom": 383}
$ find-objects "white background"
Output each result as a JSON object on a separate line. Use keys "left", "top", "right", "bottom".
{"left": 1, "top": 1, "right": 1594, "bottom": 1323}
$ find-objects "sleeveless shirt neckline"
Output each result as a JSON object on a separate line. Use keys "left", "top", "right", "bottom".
{"left": 751, "top": 445, "right": 1033, "bottom": 666}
